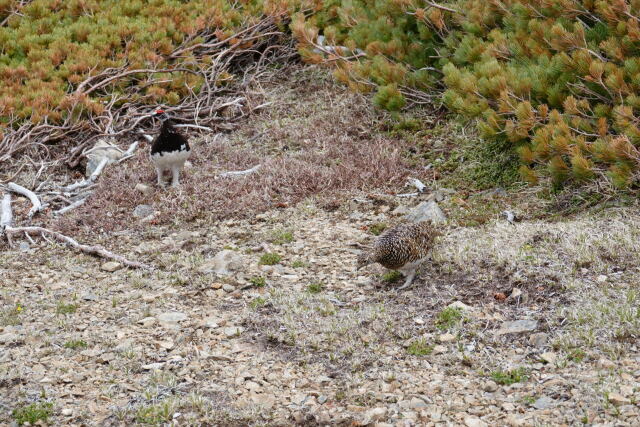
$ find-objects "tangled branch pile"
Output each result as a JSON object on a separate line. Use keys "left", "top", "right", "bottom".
{"left": 0, "top": 0, "right": 299, "bottom": 166}
{"left": 295, "top": 0, "right": 640, "bottom": 190}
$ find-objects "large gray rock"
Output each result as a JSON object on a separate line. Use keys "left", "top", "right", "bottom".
{"left": 85, "top": 138, "right": 123, "bottom": 177}
{"left": 133, "top": 204, "right": 155, "bottom": 218}
{"left": 198, "top": 249, "right": 245, "bottom": 276}
{"left": 496, "top": 319, "right": 538, "bottom": 336}
{"left": 404, "top": 201, "right": 447, "bottom": 224}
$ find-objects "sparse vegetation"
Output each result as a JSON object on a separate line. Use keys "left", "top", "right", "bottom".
{"left": 382, "top": 271, "right": 403, "bottom": 283}
{"left": 369, "top": 223, "right": 387, "bottom": 236}
{"left": 271, "top": 229, "right": 295, "bottom": 245}
{"left": 291, "top": 260, "right": 308, "bottom": 268}
{"left": 306, "top": 282, "right": 323, "bottom": 294}
{"left": 435, "top": 307, "right": 463, "bottom": 331}
{"left": 491, "top": 368, "right": 529, "bottom": 386}
{"left": 56, "top": 302, "right": 78, "bottom": 315}
{"left": 258, "top": 253, "right": 282, "bottom": 266}
{"left": 407, "top": 339, "right": 434, "bottom": 356}
{"left": 249, "top": 276, "right": 267, "bottom": 288}
{"left": 12, "top": 402, "right": 53, "bottom": 425}
{"left": 249, "top": 297, "right": 267, "bottom": 309}
{"left": 64, "top": 340, "right": 88, "bottom": 350}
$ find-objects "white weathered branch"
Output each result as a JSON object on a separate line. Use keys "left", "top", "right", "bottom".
{"left": 407, "top": 178, "right": 427, "bottom": 193}
{"left": 54, "top": 198, "right": 87, "bottom": 216}
{"left": 1, "top": 193, "right": 13, "bottom": 230}
{"left": 3, "top": 226, "right": 152, "bottom": 269}
{"left": 62, "top": 157, "right": 109, "bottom": 192}
{"left": 219, "top": 164, "right": 262, "bottom": 178}
{"left": 116, "top": 141, "right": 140, "bottom": 164}
{"left": 174, "top": 124, "right": 212, "bottom": 131}
{"left": 7, "top": 182, "right": 43, "bottom": 218}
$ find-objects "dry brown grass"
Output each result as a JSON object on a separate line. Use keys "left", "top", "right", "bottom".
{"left": 57, "top": 67, "right": 428, "bottom": 234}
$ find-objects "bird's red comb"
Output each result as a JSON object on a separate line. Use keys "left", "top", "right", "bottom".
{"left": 155, "top": 109, "right": 164, "bottom": 114}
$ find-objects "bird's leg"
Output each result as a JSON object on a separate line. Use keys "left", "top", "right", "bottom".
{"left": 170, "top": 167, "right": 180, "bottom": 188}
{"left": 396, "top": 268, "right": 417, "bottom": 291}
{"left": 156, "top": 167, "right": 165, "bottom": 187}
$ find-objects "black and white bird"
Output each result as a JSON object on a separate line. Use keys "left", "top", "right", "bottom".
{"left": 357, "top": 221, "right": 440, "bottom": 291}
{"left": 149, "top": 109, "right": 190, "bottom": 188}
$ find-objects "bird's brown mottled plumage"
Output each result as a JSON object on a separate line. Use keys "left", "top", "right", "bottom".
{"left": 357, "top": 221, "right": 440, "bottom": 290}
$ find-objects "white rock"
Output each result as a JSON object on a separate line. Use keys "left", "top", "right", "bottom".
{"left": 540, "top": 352, "right": 557, "bottom": 364}
{"left": 438, "top": 333, "right": 456, "bottom": 343}
{"left": 100, "top": 261, "right": 122, "bottom": 272}
{"left": 0, "top": 333, "right": 18, "bottom": 344}
{"left": 135, "top": 183, "right": 153, "bottom": 196}
{"left": 464, "top": 416, "right": 488, "bottom": 427}
{"left": 363, "top": 407, "right": 387, "bottom": 423}
{"left": 198, "top": 249, "right": 245, "bottom": 276}
{"left": 157, "top": 311, "right": 188, "bottom": 325}
{"left": 142, "top": 362, "right": 165, "bottom": 370}
{"left": 224, "top": 326, "right": 244, "bottom": 338}
{"left": 404, "top": 201, "right": 447, "bottom": 224}
{"left": 596, "top": 274, "right": 608, "bottom": 283}
{"left": 496, "top": 319, "right": 538, "bottom": 335}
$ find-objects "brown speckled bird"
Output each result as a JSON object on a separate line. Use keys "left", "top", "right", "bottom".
{"left": 357, "top": 221, "right": 440, "bottom": 291}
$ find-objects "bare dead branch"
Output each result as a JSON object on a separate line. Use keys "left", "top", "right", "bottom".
{"left": 7, "top": 182, "right": 43, "bottom": 218}
{"left": 4, "top": 225, "right": 153, "bottom": 269}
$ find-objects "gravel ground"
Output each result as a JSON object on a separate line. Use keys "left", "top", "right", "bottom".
{"left": 1, "top": 67, "right": 639, "bottom": 426}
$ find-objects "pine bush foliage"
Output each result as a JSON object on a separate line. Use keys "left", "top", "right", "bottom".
{"left": 0, "top": 0, "right": 299, "bottom": 124}
{"left": 296, "top": 0, "right": 640, "bottom": 189}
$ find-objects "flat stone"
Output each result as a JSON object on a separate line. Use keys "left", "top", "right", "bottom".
{"left": 142, "top": 362, "right": 165, "bottom": 370}
{"left": 135, "top": 183, "right": 153, "bottom": 196}
{"left": 528, "top": 332, "right": 548, "bottom": 348}
{"left": 608, "top": 392, "right": 631, "bottom": 406}
{"left": 157, "top": 311, "right": 188, "bottom": 325}
{"left": 464, "top": 416, "right": 488, "bottom": 427}
{"left": 100, "top": 261, "right": 122, "bottom": 272}
{"left": 0, "top": 333, "right": 18, "bottom": 344}
{"left": 438, "top": 333, "right": 456, "bottom": 343}
{"left": 198, "top": 249, "right": 245, "bottom": 276}
{"left": 363, "top": 407, "right": 387, "bottom": 423}
{"left": 483, "top": 381, "right": 498, "bottom": 392}
{"left": 222, "top": 284, "right": 235, "bottom": 293}
{"left": 432, "top": 345, "right": 447, "bottom": 355}
{"left": 18, "top": 242, "right": 30, "bottom": 252}
{"left": 540, "top": 352, "right": 557, "bottom": 364}
{"left": 404, "top": 201, "right": 447, "bottom": 224}
{"left": 447, "top": 301, "right": 474, "bottom": 312}
{"left": 82, "top": 293, "right": 98, "bottom": 301}
{"left": 532, "top": 396, "right": 554, "bottom": 410}
{"left": 133, "top": 204, "right": 155, "bottom": 218}
{"left": 224, "top": 326, "right": 244, "bottom": 338}
{"left": 496, "top": 319, "right": 538, "bottom": 335}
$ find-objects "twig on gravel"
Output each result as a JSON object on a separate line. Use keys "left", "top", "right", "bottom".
{"left": 53, "top": 198, "right": 87, "bottom": 216}
{"left": 3, "top": 225, "right": 153, "bottom": 270}
{"left": 7, "top": 182, "right": 43, "bottom": 218}
{"left": 219, "top": 164, "right": 262, "bottom": 178}
{"left": 62, "top": 157, "right": 109, "bottom": 192}
{"left": 1, "top": 193, "right": 13, "bottom": 232}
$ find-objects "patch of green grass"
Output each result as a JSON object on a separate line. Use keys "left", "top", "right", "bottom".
{"left": 271, "top": 229, "right": 294, "bottom": 244}
{"left": 369, "top": 222, "right": 387, "bottom": 236}
{"left": 307, "top": 283, "right": 324, "bottom": 294}
{"left": 12, "top": 402, "right": 53, "bottom": 425}
{"left": 56, "top": 302, "right": 78, "bottom": 315}
{"left": 258, "top": 253, "right": 281, "bottom": 265}
{"left": 567, "top": 348, "right": 587, "bottom": 363}
{"left": 490, "top": 367, "right": 529, "bottom": 385}
{"left": 382, "top": 271, "right": 403, "bottom": 283}
{"left": 64, "top": 340, "right": 87, "bottom": 350}
{"left": 435, "top": 307, "right": 463, "bottom": 330}
{"left": 135, "top": 401, "right": 174, "bottom": 424}
{"left": 1, "top": 304, "right": 22, "bottom": 326}
{"left": 291, "top": 260, "right": 308, "bottom": 268}
{"left": 407, "top": 338, "right": 434, "bottom": 356}
{"left": 250, "top": 297, "right": 267, "bottom": 309}
{"left": 249, "top": 276, "right": 266, "bottom": 288}
{"left": 522, "top": 395, "right": 537, "bottom": 405}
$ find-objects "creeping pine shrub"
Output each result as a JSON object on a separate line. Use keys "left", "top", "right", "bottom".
{"left": 296, "top": 0, "right": 640, "bottom": 189}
